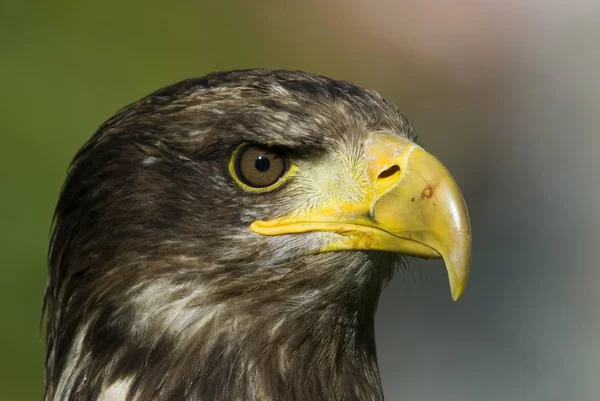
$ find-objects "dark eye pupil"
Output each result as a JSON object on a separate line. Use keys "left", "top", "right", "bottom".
{"left": 255, "top": 156, "right": 271, "bottom": 172}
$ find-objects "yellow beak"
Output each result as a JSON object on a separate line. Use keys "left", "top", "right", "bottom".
{"left": 251, "top": 132, "right": 472, "bottom": 301}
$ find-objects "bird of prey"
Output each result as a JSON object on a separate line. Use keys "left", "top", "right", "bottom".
{"left": 44, "top": 69, "right": 471, "bottom": 401}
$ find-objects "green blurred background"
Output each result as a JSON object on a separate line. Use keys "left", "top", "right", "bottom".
{"left": 2, "top": 1, "right": 598, "bottom": 400}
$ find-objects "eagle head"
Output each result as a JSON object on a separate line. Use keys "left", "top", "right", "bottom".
{"left": 45, "top": 70, "right": 471, "bottom": 401}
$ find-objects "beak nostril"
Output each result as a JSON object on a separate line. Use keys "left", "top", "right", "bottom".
{"left": 378, "top": 165, "right": 400, "bottom": 179}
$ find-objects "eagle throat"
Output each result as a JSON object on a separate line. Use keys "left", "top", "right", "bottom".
{"left": 47, "top": 253, "right": 389, "bottom": 401}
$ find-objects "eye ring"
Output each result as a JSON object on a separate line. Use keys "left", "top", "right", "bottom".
{"left": 229, "top": 144, "right": 295, "bottom": 192}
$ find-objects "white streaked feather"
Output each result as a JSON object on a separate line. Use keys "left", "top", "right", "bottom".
{"left": 98, "top": 378, "right": 133, "bottom": 401}
{"left": 53, "top": 325, "right": 88, "bottom": 401}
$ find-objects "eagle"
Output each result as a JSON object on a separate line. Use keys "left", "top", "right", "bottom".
{"left": 44, "top": 69, "right": 471, "bottom": 401}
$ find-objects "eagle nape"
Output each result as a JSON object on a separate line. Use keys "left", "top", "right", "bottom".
{"left": 45, "top": 69, "right": 472, "bottom": 401}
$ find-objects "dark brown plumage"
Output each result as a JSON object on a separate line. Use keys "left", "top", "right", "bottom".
{"left": 45, "top": 69, "right": 470, "bottom": 401}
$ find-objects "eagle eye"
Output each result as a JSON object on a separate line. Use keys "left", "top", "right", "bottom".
{"left": 230, "top": 144, "right": 291, "bottom": 191}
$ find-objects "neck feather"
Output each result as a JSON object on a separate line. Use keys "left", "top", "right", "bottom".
{"left": 50, "top": 302, "right": 383, "bottom": 401}
{"left": 47, "top": 253, "right": 393, "bottom": 401}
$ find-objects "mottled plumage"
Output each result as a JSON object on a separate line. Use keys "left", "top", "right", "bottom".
{"left": 45, "top": 69, "right": 470, "bottom": 401}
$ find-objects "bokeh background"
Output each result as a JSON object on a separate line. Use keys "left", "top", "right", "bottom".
{"left": 2, "top": 1, "right": 598, "bottom": 400}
